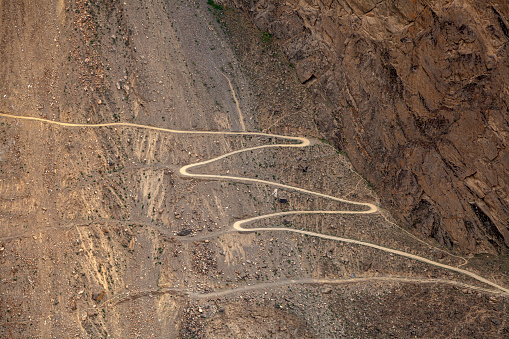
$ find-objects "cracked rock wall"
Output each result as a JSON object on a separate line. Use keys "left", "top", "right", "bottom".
{"left": 221, "top": 0, "right": 509, "bottom": 254}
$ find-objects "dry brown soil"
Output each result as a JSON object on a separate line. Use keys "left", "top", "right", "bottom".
{"left": 0, "top": 0, "right": 508, "bottom": 338}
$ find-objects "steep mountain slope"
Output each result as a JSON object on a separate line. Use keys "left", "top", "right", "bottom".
{"left": 0, "top": 0, "right": 508, "bottom": 338}
{"left": 220, "top": 0, "right": 509, "bottom": 254}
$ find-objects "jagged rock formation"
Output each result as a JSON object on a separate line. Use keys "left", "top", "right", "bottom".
{"left": 221, "top": 0, "right": 509, "bottom": 254}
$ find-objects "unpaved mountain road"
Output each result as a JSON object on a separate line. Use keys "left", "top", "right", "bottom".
{"left": 1, "top": 0, "right": 508, "bottom": 337}
{"left": 104, "top": 277, "right": 507, "bottom": 308}
{"left": 1, "top": 110, "right": 507, "bottom": 296}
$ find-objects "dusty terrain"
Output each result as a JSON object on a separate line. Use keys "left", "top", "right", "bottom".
{"left": 0, "top": 0, "right": 508, "bottom": 338}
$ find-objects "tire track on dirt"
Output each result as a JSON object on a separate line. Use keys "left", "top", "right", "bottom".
{"left": 100, "top": 276, "right": 507, "bottom": 310}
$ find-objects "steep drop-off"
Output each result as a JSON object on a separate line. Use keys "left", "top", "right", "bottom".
{"left": 221, "top": 0, "right": 509, "bottom": 254}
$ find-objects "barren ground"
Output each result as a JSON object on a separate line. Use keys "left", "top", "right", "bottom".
{"left": 0, "top": 0, "right": 508, "bottom": 338}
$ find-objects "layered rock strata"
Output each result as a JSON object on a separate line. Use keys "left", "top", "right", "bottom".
{"left": 221, "top": 0, "right": 509, "bottom": 254}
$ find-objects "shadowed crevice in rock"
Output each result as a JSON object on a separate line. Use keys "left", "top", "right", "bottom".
{"left": 470, "top": 203, "right": 506, "bottom": 252}
{"left": 409, "top": 199, "right": 452, "bottom": 250}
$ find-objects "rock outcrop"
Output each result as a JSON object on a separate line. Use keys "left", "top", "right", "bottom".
{"left": 220, "top": 0, "right": 509, "bottom": 254}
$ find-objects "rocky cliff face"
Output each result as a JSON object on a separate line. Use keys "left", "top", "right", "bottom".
{"left": 221, "top": 0, "right": 509, "bottom": 254}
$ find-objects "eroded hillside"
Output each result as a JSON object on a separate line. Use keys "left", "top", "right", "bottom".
{"left": 0, "top": 0, "right": 508, "bottom": 338}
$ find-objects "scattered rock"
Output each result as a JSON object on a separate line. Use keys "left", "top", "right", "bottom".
{"left": 321, "top": 287, "right": 333, "bottom": 294}
{"left": 177, "top": 229, "right": 192, "bottom": 236}
{"left": 92, "top": 290, "right": 105, "bottom": 302}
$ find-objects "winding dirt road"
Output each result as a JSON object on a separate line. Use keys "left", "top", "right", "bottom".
{"left": 97, "top": 276, "right": 506, "bottom": 311}
{"left": 1, "top": 110, "right": 508, "bottom": 297}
